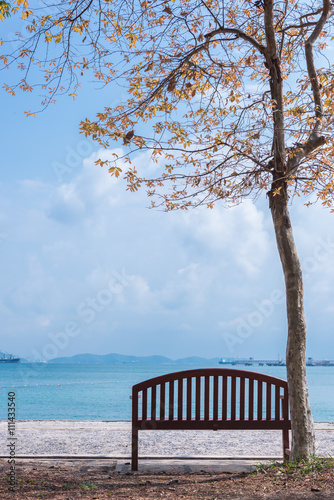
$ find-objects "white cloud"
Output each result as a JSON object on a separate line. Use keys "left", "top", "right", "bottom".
{"left": 0, "top": 147, "right": 333, "bottom": 359}
{"left": 177, "top": 200, "right": 270, "bottom": 277}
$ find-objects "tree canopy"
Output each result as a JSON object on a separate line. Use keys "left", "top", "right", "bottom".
{"left": 1, "top": 0, "right": 333, "bottom": 211}
{"left": 0, "top": 1, "right": 10, "bottom": 20}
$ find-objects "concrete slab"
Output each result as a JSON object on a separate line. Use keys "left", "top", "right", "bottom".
{"left": 115, "top": 458, "right": 263, "bottom": 474}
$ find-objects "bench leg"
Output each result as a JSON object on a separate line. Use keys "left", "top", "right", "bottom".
{"left": 282, "top": 429, "right": 290, "bottom": 462}
{"left": 132, "top": 427, "right": 138, "bottom": 471}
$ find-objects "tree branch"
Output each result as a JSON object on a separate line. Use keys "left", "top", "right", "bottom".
{"left": 278, "top": 21, "right": 318, "bottom": 33}
{"left": 263, "top": 0, "right": 285, "bottom": 173}
{"left": 300, "top": 8, "right": 323, "bottom": 21}
{"left": 285, "top": 1, "right": 333, "bottom": 177}
{"left": 305, "top": 0, "right": 333, "bottom": 138}
{"left": 200, "top": 0, "right": 223, "bottom": 29}
{"left": 204, "top": 27, "right": 266, "bottom": 55}
{"left": 286, "top": 135, "right": 326, "bottom": 176}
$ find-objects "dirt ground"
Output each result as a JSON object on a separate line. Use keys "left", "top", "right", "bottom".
{"left": 1, "top": 458, "right": 334, "bottom": 499}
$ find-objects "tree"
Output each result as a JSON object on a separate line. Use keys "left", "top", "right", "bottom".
{"left": 1, "top": 0, "right": 334, "bottom": 460}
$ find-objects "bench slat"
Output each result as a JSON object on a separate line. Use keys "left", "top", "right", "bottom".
{"left": 169, "top": 381, "right": 174, "bottom": 420}
{"left": 160, "top": 383, "right": 165, "bottom": 421}
{"left": 187, "top": 378, "right": 192, "bottom": 421}
{"left": 257, "top": 381, "right": 263, "bottom": 420}
{"left": 151, "top": 385, "right": 156, "bottom": 420}
{"left": 231, "top": 376, "right": 236, "bottom": 420}
{"left": 204, "top": 376, "right": 210, "bottom": 421}
{"left": 275, "top": 385, "right": 280, "bottom": 420}
{"left": 266, "top": 383, "right": 272, "bottom": 420}
{"left": 135, "top": 419, "right": 291, "bottom": 431}
{"left": 196, "top": 376, "right": 201, "bottom": 420}
{"left": 133, "top": 368, "right": 290, "bottom": 391}
{"left": 178, "top": 379, "right": 183, "bottom": 421}
{"left": 213, "top": 375, "right": 219, "bottom": 421}
{"left": 240, "top": 377, "right": 245, "bottom": 421}
{"left": 135, "top": 419, "right": 291, "bottom": 430}
{"left": 249, "top": 378, "right": 254, "bottom": 421}
{"left": 142, "top": 388, "right": 147, "bottom": 420}
{"left": 222, "top": 376, "right": 227, "bottom": 421}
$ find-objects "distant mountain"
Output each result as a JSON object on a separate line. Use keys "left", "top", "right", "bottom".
{"left": 48, "top": 352, "right": 220, "bottom": 365}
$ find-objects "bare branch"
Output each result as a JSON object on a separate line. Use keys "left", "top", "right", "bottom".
{"left": 200, "top": 0, "right": 223, "bottom": 29}
{"left": 300, "top": 8, "right": 323, "bottom": 21}
{"left": 263, "top": 0, "right": 285, "bottom": 173}
{"left": 204, "top": 27, "right": 266, "bottom": 55}
{"left": 278, "top": 21, "right": 318, "bottom": 32}
{"left": 305, "top": 0, "right": 333, "bottom": 137}
{"left": 286, "top": 135, "right": 326, "bottom": 176}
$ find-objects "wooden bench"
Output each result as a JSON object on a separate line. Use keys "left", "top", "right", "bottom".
{"left": 131, "top": 368, "right": 291, "bottom": 470}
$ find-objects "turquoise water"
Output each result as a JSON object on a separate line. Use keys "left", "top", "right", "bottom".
{"left": 0, "top": 363, "right": 333, "bottom": 421}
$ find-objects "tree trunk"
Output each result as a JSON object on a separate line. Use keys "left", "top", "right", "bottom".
{"left": 269, "top": 185, "right": 315, "bottom": 461}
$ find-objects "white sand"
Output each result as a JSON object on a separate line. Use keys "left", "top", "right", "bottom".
{"left": 1, "top": 421, "right": 334, "bottom": 458}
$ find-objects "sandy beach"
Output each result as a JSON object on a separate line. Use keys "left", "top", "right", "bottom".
{"left": 1, "top": 421, "right": 334, "bottom": 459}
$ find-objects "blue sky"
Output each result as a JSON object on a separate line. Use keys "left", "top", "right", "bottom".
{"left": 1, "top": 14, "right": 334, "bottom": 362}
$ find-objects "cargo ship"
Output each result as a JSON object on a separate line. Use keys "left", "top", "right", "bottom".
{"left": 0, "top": 353, "right": 20, "bottom": 363}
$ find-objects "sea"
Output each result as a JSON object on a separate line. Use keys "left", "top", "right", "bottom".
{"left": 0, "top": 363, "right": 333, "bottom": 421}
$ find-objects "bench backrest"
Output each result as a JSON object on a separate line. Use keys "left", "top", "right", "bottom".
{"left": 132, "top": 368, "right": 289, "bottom": 428}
